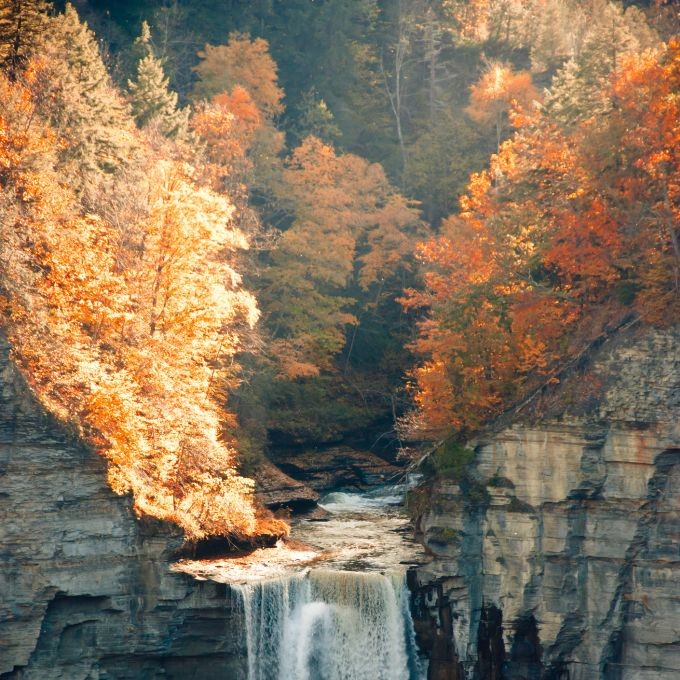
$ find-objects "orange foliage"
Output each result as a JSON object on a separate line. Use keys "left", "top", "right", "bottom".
{"left": 466, "top": 62, "right": 539, "bottom": 149}
{"left": 264, "top": 137, "right": 423, "bottom": 378}
{"left": 190, "top": 86, "right": 263, "bottom": 191}
{"left": 609, "top": 41, "right": 680, "bottom": 320}
{"left": 193, "top": 32, "right": 284, "bottom": 117}
{"left": 0, "top": 69, "right": 270, "bottom": 540}
{"left": 406, "top": 40, "right": 680, "bottom": 437}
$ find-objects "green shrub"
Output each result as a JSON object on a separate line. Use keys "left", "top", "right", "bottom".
{"left": 421, "top": 440, "right": 475, "bottom": 479}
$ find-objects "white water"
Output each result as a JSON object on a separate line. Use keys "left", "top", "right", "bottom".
{"left": 175, "top": 481, "right": 427, "bottom": 679}
{"left": 230, "top": 481, "right": 427, "bottom": 680}
{"left": 319, "top": 484, "right": 407, "bottom": 513}
{"left": 234, "top": 569, "right": 424, "bottom": 680}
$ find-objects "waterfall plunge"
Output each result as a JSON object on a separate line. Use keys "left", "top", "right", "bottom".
{"left": 234, "top": 570, "right": 424, "bottom": 680}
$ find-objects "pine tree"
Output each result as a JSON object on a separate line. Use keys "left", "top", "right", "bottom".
{"left": 290, "top": 87, "right": 341, "bottom": 145}
{"left": 0, "top": 0, "right": 50, "bottom": 77}
{"left": 29, "top": 3, "right": 135, "bottom": 184}
{"left": 127, "top": 22, "right": 188, "bottom": 139}
{"left": 528, "top": 0, "right": 571, "bottom": 73}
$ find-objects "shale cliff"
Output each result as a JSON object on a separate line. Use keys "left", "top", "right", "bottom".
{"left": 412, "top": 326, "right": 680, "bottom": 679}
{"left": 0, "top": 335, "right": 246, "bottom": 679}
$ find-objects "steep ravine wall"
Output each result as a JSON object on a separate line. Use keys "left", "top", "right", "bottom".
{"left": 412, "top": 327, "right": 680, "bottom": 679}
{"left": 0, "top": 335, "right": 246, "bottom": 679}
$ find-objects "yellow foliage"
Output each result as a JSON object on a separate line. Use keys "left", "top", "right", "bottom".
{"left": 0, "top": 68, "right": 269, "bottom": 541}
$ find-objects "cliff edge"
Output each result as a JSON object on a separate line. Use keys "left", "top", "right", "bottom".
{"left": 0, "top": 335, "right": 245, "bottom": 679}
{"left": 412, "top": 325, "right": 680, "bottom": 679}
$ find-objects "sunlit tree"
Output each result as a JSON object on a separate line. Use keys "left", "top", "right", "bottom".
{"left": 466, "top": 61, "right": 539, "bottom": 151}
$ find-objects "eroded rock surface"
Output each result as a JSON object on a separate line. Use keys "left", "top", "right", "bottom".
{"left": 411, "top": 327, "right": 680, "bottom": 679}
{"left": 253, "top": 459, "right": 320, "bottom": 511}
{"left": 0, "top": 336, "right": 246, "bottom": 679}
{"left": 274, "top": 446, "right": 403, "bottom": 492}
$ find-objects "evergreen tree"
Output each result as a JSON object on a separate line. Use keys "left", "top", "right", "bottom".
{"left": 289, "top": 87, "right": 341, "bottom": 146}
{"left": 405, "top": 111, "right": 488, "bottom": 226}
{"left": 127, "top": 21, "right": 188, "bottom": 139}
{"left": 30, "top": 4, "right": 135, "bottom": 185}
{"left": 545, "top": 0, "right": 658, "bottom": 126}
{"left": 0, "top": 0, "right": 50, "bottom": 77}
{"left": 527, "top": 0, "right": 572, "bottom": 73}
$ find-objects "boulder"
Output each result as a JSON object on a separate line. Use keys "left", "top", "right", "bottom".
{"left": 253, "top": 460, "right": 319, "bottom": 510}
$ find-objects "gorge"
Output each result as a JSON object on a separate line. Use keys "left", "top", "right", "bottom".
{"left": 2, "top": 324, "right": 679, "bottom": 679}
{"left": 1, "top": 1, "right": 678, "bottom": 678}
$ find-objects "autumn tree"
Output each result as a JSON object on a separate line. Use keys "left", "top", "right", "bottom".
{"left": 605, "top": 41, "right": 680, "bottom": 320}
{"left": 190, "top": 88, "right": 265, "bottom": 191}
{"left": 543, "top": 0, "right": 658, "bottom": 126}
{"left": 190, "top": 31, "right": 286, "bottom": 224}
{"left": 406, "top": 34, "right": 679, "bottom": 439}
{"left": 466, "top": 61, "right": 539, "bottom": 151}
{"left": 224, "top": 135, "right": 424, "bottom": 445}
{"left": 0, "top": 24, "right": 287, "bottom": 540}
{"left": 261, "top": 136, "right": 423, "bottom": 378}
{"left": 192, "top": 32, "right": 284, "bottom": 117}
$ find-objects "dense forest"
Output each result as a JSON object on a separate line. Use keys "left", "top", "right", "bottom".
{"left": 0, "top": 0, "right": 677, "bottom": 540}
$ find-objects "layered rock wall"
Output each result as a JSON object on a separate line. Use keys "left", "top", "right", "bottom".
{"left": 412, "top": 327, "right": 680, "bottom": 679}
{"left": 0, "top": 336, "right": 245, "bottom": 679}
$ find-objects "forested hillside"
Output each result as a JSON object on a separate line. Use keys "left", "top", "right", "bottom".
{"left": 0, "top": 0, "right": 677, "bottom": 540}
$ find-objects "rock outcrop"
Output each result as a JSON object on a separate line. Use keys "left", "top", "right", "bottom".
{"left": 411, "top": 326, "right": 680, "bottom": 679}
{"left": 0, "top": 335, "right": 246, "bottom": 679}
{"left": 3, "top": 315, "right": 679, "bottom": 680}
{"left": 253, "top": 459, "right": 320, "bottom": 510}
{"left": 274, "top": 446, "right": 403, "bottom": 492}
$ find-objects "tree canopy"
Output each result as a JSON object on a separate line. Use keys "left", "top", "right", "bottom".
{"left": 0, "top": 0, "right": 674, "bottom": 532}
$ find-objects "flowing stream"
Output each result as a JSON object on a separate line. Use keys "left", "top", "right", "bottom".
{"left": 176, "top": 480, "right": 427, "bottom": 679}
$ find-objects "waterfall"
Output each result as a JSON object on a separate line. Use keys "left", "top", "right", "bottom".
{"left": 233, "top": 569, "right": 424, "bottom": 680}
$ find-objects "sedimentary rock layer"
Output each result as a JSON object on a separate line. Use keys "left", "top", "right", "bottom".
{"left": 412, "top": 327, "right": 680, "bottom": 680}
{"left": 0, "top": 335, "right": 245, "bottom": 679}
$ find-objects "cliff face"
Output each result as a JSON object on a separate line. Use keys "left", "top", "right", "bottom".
{"left": 3, "top": 319, "right": 679, "bottom": 680}
{"left": 0, "top": 335, "right": 246, "bottom": 679}
{"left": 412, "top": 327, "right": 680, "bottom": 679}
